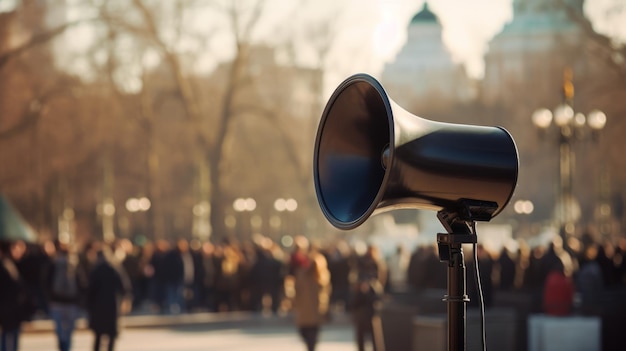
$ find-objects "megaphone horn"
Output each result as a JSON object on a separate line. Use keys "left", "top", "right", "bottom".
{"left": 313, "top": 73, "right": 519, "bottom": 230}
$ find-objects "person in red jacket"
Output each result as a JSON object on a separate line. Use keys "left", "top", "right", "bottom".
{"left": 542, "top": 260, "right": 575, "bottom": 316}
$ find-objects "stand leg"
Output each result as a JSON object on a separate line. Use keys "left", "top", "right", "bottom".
{"left": 445, "top": 242, "right": 468, "bottom": 351}
{"left": 436, "top": 206, "right": 483, "bottom": 351}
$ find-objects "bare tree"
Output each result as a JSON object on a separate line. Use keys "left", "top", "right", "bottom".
{"left": 2, "top": 0, "right": 351, "bottom": 241}
{"left": 88, "top": 0, "right": 316, "bottom": 239}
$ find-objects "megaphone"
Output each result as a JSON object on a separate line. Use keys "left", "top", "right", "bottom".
{"left": 313, "top": 73, "right": 519, "bottom": 230}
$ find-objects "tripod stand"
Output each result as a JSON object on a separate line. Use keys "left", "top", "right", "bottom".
{"left": 436, "top": 200, "right": 497, "bottom": 351}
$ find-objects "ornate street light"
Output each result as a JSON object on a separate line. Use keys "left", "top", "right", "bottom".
{"left": 532, "top": 68, "right": 606, "bottom": 237}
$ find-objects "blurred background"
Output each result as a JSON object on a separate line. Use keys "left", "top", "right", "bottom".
{"left": 1, "top": 0, "right": 625, "bottom": 254}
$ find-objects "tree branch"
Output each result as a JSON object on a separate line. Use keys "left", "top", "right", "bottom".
{"left": 559, "top": 0, "right": 626, "bottom": 81}
{"left": 0, "top": 18, "right": 97, "bottom": 70}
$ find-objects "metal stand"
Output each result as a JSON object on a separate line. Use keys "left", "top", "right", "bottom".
{"left": 436, "top": 200, "right": 497, "bottom": 351}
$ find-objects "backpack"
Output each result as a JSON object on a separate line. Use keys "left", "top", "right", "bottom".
{"left": 51, "top": 256, "right": 78, "bottom": 300}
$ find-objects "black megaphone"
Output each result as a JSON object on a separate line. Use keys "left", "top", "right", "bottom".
{"left": 313, "top": 73, "right": 519, "bottom": 230}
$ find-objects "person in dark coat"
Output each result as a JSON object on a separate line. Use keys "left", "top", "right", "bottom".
{"left": 161, "top": 241, "right": 185, "bottom": 314}
{"left": 350, "top": 278, "right": 383, "bottom": 351}
{"left": 87, "top": 245, "right": 131, "bottom": 351}
{"left": 350, "top": 244, "right": 386, "bottom": 351}
{"left": 496, "top": 247, "right": 516, "bottom": 291}
{"left": 249, "top": 239, "right": 285, "bottom": 314}
{"left": 16, "top": 241, "right": 53, "bottom": 317}
{"left": 0, "top": 241, "right": 35, "bottom": 351}
{"left": 327, "top": 241, "right": 353, "bottom": 312}
{"left": 43, "top": 241, "right": 88, "bottom": 351}
{"left": 119, "top": 239, "right": 143, "bottom": 312}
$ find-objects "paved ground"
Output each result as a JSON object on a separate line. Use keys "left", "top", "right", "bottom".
{"left": 21, "top": 320, "right": 356, "bottom": 351}
{"left": 23, "top": 311, "right": 292, "bottom": 333}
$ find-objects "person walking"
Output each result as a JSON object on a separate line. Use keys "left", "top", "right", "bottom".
{"left": 290, "top": 236, "right": 331, "bottom": 351}
{"left": 386, "top": 244, "right": 409, "bottom": 293}
{"left": 213, "top": 241, "right": 242, "bottom": 312}
{"left": 351, "top": 244, "right": 386, "bottom": 351}
{"left": 44, "top": 241, "right": 87, "bottom": 351}
{"left": 0, "top": 241, "right": 35, "bottom": 351}
{"left": 160, "top": 239, "right": 186, "bottom": 314}
{"left": 543, "top": 260, "right": 575, "bottom": 316}
{"left": 86, "top": 244, "right": 131, "bottom": 351}
{"left": 327, "top": 240, "right": 353, "bottom": 312}
{"left": 350, "top": 277, "right": 384, "bottom": 351}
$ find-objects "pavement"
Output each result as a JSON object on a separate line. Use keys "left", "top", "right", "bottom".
{"left": 22, "top": 309, "right": 352, "bottom": 334}
{"left": 21, "top": 318, "right": 357, "bottom": 351}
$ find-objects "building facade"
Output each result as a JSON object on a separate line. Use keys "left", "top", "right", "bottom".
{"left": 380, "top": 3, "right": 475, "bottom": 110}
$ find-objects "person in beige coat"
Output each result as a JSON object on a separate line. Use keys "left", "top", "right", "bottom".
{"left": 290, "top": 236, "right": 331, "bottom": 351}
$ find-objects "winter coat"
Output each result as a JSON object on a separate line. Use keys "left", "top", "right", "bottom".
{"left": 44, "top": 254, "right": 87, "bottom": 306}
{"left": 0, "top": 257, "right": 35, "bottom": 329}
{"left": 350, "top": 279, "right": 382, "bottom": 326}
{"left": 87, "top": 258, "right": 130, "bottom": 336}
{"left": 292, "top": 252, "right": 331, "bottom": 327}
{"left": 543, "top": 270, "right": 575, "bottom": 316}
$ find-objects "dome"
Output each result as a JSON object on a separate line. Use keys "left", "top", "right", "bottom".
{"left": 410, "top": 3, "right": 437, "bottom": 24}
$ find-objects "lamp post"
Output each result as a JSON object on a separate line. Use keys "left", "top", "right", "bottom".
{"left": 233, "top": 197, "right": 256, "bottom": 240}
{"left": 125, "top": 196, "right": 151, "bottom": 239}
{"left": 274, "top": 198, "right": 298, "bottom": 237}
{"left": 532, "top": 68, "right": 606, "bottom": 237}
{"left": 58, "top": 206, "right": 75, "bottom": 245}
{"left": 514, "top": 199, "right": 534, "bottom": 237}
{"left": 125, "top": 196, "right": 152, "bottom": 213}
{"left": 100, "top": 198, "right": 116, "bottom": 243}
{"left": 192, "top": 201, "right": 211, "bottom": 241}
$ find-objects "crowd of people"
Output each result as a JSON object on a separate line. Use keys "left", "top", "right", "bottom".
{"left": 1, "top": 229, "right": 625, "bottom": 351}
{"left": 0, "top": 239, "right": 130, "bottom": 351}
{"left": 0, "top": 233, "right": 391, "bottom": 351}
{"left": 456, "top": 232, "right": 626, "bottom": 316}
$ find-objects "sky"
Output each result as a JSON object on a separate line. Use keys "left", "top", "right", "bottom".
{"left": 328, "top": 0, "right": 514, "bottom": 78}
{"left": 295, "top": 0, "right": 625, "bottom": 88}
{"left": 2, "top": 0, "right": 624, "bottom": 93}
{"left": 251, "top": 0, "right": 515, "bottom": 89}
{"left": 235, "top": 0, "right": 626, "bottom": 95}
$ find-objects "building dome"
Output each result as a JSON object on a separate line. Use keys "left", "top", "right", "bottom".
{"left": 381, "top": 1, "right": 475, "bottom": 108}
{"left": 410, "top": 3, "right": 437, "bottom": 24}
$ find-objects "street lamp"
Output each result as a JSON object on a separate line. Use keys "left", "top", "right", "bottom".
{"left": 274, "top": 198, "right": 298, "bottom": 237}
{"left": 514, "top": 200, "right": 534, "bottom": 216}
{"left": 125, "top": 197, "right": 151, "bottom": 213}
{"left": 100, "top": 198, "right": 116, "bottom": 243}
{"left": 233, "top": 197, "right": 256, "bottom": 239}
{"left": 58, "top": 206, "right": 75, "bottom": 245}
{"left": 532, "top": 68, "right": 606, "bottom": 237}
{"left": 274, "top": 198, "right": 298, "bottom": 212}
{"left": 124, "top": 197, "right": 151, "bottom": 239}
{"left": 192, "top": 201, "right": 211, "bottom": 241}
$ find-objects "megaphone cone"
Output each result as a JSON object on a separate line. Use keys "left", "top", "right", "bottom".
{"left": 314, "top": 73, "right": 519, "bottom": 230}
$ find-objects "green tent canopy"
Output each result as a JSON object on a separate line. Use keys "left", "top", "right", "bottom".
{"left": 0, "top": 195, "right": 37, "bottom": 242}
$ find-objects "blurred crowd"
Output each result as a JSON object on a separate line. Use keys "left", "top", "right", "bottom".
{"left": 2, "top": 232, "right": 626, "bottom": 318}
{"left": 458, "top": 232, "right": 626, "bottom": 316}
{"left": 1, "top": 230, "right": 626, "bottom": 350}
{"left": 0, "top": 235, "right": 388, "bottom": 320}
